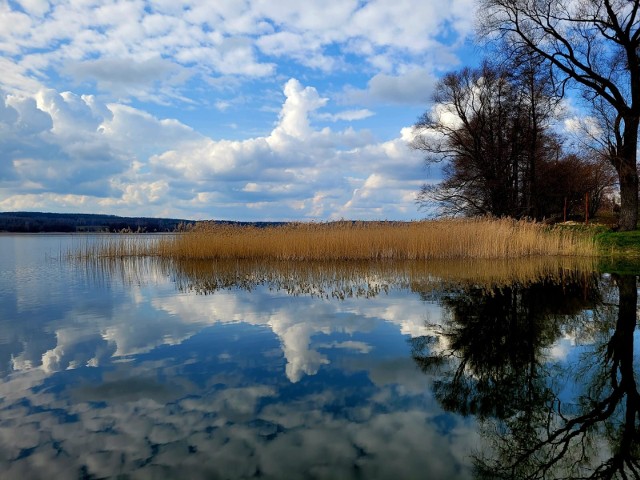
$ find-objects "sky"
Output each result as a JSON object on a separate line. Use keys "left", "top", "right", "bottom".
{"left": 0, "top": 0, "right": 478, "bottom": 221}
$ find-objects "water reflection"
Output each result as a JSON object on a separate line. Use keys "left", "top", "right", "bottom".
{"left": 412, "top": 273, "right": 640, "bottom": 478}
{"left": 0, "top": 239, "right": 481, "bottom": 479}
{"left": 2, "top": 236, "right": 637, "bottom": 479}
{"left": 86, "top": 256, "right": 598, "bottom": 296}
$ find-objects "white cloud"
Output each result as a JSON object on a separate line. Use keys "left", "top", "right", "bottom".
{"left": 344, "top": 68, "right": 438, "bottom": 105}
{"left": 0, "top": 76, "right": 428, "bottom": 220}
{"left": 318, "top": 109, "right": 374, "bottom": 122}
{"left": 271, "top": 78, "right": 328, "bottom": 139}
{"left": 564, "top": 115, "right": 603, "bottom": 140}
{"left": 144, "top": 78, "right": 425, "bottom": 220}
{"left": 6, "top": 93, "right": 49, "bottom": 129}
{"left": 0, "top": 94, "right": 122, "bottom": 196}
{"left": 101, "top": 103, "right": 201, "bottom": 153}
{"left": 0, "top": 1, "right": 482, "bottom": 218}
{"left": 215, "top": 100, "right": 231, "bottom": 111}
{"left": 65, "top": 57, "right": 189, "bottom": 102}
{"left": 0, "top": 1, "right": 475, "bottom": 98}
{"left": 35, "top": 90, "right": 108, "bottom": 136}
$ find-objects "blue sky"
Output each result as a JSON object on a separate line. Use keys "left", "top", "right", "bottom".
{"left": 0, "top": 0, "right": 478, "bottom": 221}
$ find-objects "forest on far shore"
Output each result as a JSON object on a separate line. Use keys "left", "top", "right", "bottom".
{"left": 0, "top": 212, "right": 195, "bottom": 233}
{"left": 0, "top": 212, "right": 289, "bottom": 233}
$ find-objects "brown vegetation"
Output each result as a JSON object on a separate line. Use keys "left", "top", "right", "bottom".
{"left": 78, "top": 218, "right": 596, "bottom": 261}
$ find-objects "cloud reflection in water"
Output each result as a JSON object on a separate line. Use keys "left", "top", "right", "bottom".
{"left": 0, "top": 245, "right": 603, "bottom": 479}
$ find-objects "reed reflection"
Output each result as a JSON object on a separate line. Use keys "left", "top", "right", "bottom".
{"left": 412, "top": 273, "right": 640, "bottom": 479}
{"left": 173, "top": 258, "right": 598, "bottom": 297}
{"left": 80, "top": 256, "right": 597, "bottom": 299}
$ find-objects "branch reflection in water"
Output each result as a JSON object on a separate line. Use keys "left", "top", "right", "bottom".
{"left": 411, "top": 271, "right": 640, "bottom": 479}
{"left": 75, "top": 253, "right": 640, "bottom": 478}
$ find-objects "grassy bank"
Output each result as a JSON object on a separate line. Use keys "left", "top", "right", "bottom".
{"left": 80, "top": 218, "right": 597, "bottom": 260}
{"left": 595, "top": 230, "right": 640, "bottom": 257}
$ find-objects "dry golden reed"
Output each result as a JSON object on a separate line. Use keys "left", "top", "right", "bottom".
{"left": 74, "top": 218, "right": 596, "bottom": 261}
{"left": 150, "top": 218, "right": 595, "bottom": 260}
{"left": 71, "top": 234, "right": 159, "bottom": 259}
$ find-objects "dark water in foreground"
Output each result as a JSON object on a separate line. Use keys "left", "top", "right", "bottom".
{"left": 0, "top": 234, "right": 638, "bottom": 479}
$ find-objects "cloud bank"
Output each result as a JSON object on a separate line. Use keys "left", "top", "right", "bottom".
{"left": 0, "top": 79, "right": 425, "bottom": 220}
{"left": 0, "top": 0, "right": 474, "bottom": 219}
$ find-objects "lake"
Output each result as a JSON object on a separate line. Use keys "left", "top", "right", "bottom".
{"left": 0, "top": 234, "right": 638, "bottom": 479}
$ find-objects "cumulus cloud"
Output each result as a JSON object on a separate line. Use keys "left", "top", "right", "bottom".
{"left": 272, "top": 78, "right": 328, "bottom": 139}
{"left": 0, "top": 1, "right": 475, "bottom": 102}
{"left": 0, "top": 0, "right": 479, "bottom": 219}
{"left": 146, "top": 79, "right": 424, "bottom": 220}
{"left": 6, "top": 95, "right": 52, "bottom": 134}
{"left": 0, "top": 90, "right": 129, "bottom": 197}
{"left": 0, "top": 73, "right": 428, "bottom": 219}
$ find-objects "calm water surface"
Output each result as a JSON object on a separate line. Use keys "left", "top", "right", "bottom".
{"left": 0, "top": 234, "right": 638, "bottom": 479}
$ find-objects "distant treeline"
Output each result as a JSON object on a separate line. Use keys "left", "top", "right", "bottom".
{"left": 0, "top": 212, "right": 290, "bottom": 233}
{"left": 0, "top": 212, "right": 194, "bottom": 233}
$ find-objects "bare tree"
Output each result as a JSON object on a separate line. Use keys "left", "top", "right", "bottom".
{"left": 479, "top": 0, "right": 640, "bottom": 230}
{"left": 412, "top": 62, "right": 542, "bottom": 217}
{"left": 412, "top": 61, "right": 611, "bottom": 220}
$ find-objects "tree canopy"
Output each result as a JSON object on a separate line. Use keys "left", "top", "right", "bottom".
{"left": 412, "top": 62, "right": 615, "bottom": 220}
{"left": 478, "top": 0, "right": 640, "bottom": 229}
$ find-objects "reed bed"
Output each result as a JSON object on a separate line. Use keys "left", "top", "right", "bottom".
{"left": 72, "top": 233, "right": 161, "bottom": 259}
{"left": 72, "top": 218, "right": 596, "bottom": 261}
{"left": 148, "top": 218, "right": 595, "bottom": 260}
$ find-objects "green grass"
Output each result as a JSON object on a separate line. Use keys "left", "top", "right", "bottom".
{"left": 595, "top": 230, "right": 640, "bottom": 257}
{"left": 549, "top": 221, "right": 640, "bottom": 257}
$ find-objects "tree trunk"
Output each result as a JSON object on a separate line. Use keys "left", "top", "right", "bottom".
{"left": 618, "top": 168, "right": 638, "bottom": 231}
{"left": 617, "top": 118, "right": 639, "bottom": 231}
